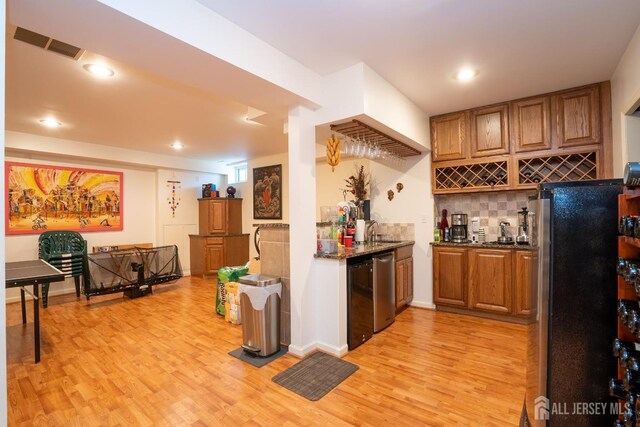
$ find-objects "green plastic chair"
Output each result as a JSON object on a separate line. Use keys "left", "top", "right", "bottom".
{"left": 38, "top": 231, "right": 88, "bottom": 307}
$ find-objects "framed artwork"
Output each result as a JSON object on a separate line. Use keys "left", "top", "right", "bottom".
{"left": 253, "top": 164, "right": 282, "bottom": 220}
{"left": 5, "top": 162, "right": 123, "bottom": 235}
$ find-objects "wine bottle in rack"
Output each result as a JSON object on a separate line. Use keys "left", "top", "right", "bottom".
{"left": 611, "top": 378, "right": 627, "bottom": 399}
{"left": 623, "top": 367, "right": 640, "bottom": 391}
{"left": 614, "top": 338, "right": 640, "bottom": 361}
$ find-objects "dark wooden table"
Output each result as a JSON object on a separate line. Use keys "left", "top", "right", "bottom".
{"left": 6, "top": 260, "right": 65, "bottom": 363}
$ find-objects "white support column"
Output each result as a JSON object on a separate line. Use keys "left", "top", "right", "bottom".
{"left": 287, "top": 104, "right": 318, "bottom": 356}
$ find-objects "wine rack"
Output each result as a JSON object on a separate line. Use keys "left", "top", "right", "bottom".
{"left": 434, "top": 160, "right": 509, "bottom": 192}
{"left": 518, "top": 151, "right": 598, "bottom": 186}
{"left": 615, "top": 188, "right": 640, "bottom": 425}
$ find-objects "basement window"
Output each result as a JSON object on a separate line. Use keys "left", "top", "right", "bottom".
{"left": 233, "top": 163, "right": 248, "bottom": 183}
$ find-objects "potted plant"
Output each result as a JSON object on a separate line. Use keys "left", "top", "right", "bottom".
{"left": 344, "top": 165, "right": 370, "bottom": 219}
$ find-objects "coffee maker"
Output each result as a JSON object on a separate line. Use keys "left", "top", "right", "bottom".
{"left": 516, "top": 207, "right": 530, "bottom": 245}
{"left": 450, "top": 213, "right": 468, "bottom": 243}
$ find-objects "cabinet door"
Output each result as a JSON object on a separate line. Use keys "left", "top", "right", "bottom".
{"left": 395, "top": 259, "right": 406, "bottom": 309}
{"left": 514, "top": 250, "right": 538, "bottom": 317}
{"left": 433, "top": 247, "right": 467, "bottom": 307}
{"left": 208, "top": 200, "right": 226, "bottom": 234}
{"left": 431, "top": 112, "right": 467, "bottom": 162}
{"left": 205, "top": 244, "right": 225, "bottom": 273}
{"left": 468, "top": 249, "right": 512, "bottom": 313}
{"left": 470, "top": 104, "right": 509, "bottom": 157}
{"left": 405, "top": 257, "right": 413, "bottom": 305}
{"left": 556, "top": 85, "right": 600, "bottom": 148}
{"left": 511, "top": 97, "right": 551, "bottom": 152}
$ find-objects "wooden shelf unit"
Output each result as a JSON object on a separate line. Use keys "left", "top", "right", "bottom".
{"left": 616, "top": 188, "right": 640, "bottom": 391}
{"left": 434, "top": 159, "right": 509, "bottom": 193}
{"left": 517, "top": 151, "right": 598, "bottom": 186}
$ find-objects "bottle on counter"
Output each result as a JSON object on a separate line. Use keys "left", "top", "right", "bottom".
{"left": 444, "top": 227, "right": 450, "bottom": 242}
{"left": 439, "top": 209, "right": 449, "bottom": 235}
{"left": 434, "top": 221, "right": 442, "bottom": 243}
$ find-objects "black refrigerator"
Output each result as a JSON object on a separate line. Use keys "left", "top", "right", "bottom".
{"left": 524, "top": 179, "right": 622, "bottom": 426}
{"left": 347, "top": 257, "right": 374, "bottom": 350}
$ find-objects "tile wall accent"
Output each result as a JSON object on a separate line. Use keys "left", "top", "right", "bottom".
{"left": 434, "top": 190, "right": 536, "bottom": 242}
{"left": 259, "top": 227, "right": 290, "bottom": 345}
{"left": 375, "top": 223, "right": 415, "bottom": 241}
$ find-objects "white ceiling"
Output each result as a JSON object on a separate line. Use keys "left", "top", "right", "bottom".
{"left": 6, "top": 0, "right": 640, "bottom": 164}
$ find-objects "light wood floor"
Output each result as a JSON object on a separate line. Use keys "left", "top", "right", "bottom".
{"left": 6, "top": 276, "right": 527, "bottom": 426}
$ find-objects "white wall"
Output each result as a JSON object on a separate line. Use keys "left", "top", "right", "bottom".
{"left": 369, "top": 154, "right": 435, "bottom": 308}
{"left": 156, "top": 169, "right": 225, "bottom": 274}
{"left": 612, "top": 22, "right": 640, "bottom": 175}
{"left": 235, "top": 152, "right": 289, "bottom": 260}
{"left": 5, "top": 154, "right": 157, "bottom": 302}
{"left": 315, "top": 158, "right": 370, "bottom": 221}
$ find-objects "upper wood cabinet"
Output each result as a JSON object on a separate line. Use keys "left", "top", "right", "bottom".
{"left": 511, "top": 96, "right": 551, "bottom": 152}
{"left": 468, "top": 249, "right": 513, "bottom": 314}
{"left": 431, "top": 112, "right": 467, "bottom": 162}
{"left": 433, "top": 247, "right": 467, "bottom": 307}
{"left": 430, "top": 81, "right": 612, "bottom": 194}
{"left": 198, "top": 198, "right": 243, "bottom": 235}
{"left": 470, "top": 104, "right": 509, "bottom": 157}
{"left": 556, "top": 85, "right": 600, "bottom": 148}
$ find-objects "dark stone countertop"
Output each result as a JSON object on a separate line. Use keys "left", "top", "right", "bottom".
{"left": 315, "top": 241, "right": 415, "bottom": 260}
{"left": 430, "top": 241, "right": 538, "bottom": 251}
{"left": 253, "top": 223, "right": 289, "bottom": 229}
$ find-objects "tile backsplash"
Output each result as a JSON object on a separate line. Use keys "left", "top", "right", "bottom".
{"left": 434, "top": 190, "right": 537, "bottom": 242}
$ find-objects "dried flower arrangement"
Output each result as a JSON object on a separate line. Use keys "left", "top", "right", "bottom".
{"left": 344, "top": 164, "right": 370, "bottom": 202}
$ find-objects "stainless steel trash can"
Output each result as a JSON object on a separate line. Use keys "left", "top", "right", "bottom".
{"left": 238, "top": 274, "right": 281, "bottom": 357}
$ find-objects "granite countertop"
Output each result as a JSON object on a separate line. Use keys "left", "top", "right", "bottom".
{"left": 430, "top": 241, "right": 538, "bottom": 251}
{"left": 253, "top": 223, "right": 289, "bottom": 229}
{"left": 315, "top": 240, "right": 415, "bottom": 260}
{"left": 189, "top": 233, "right": 250, "bottom": 237}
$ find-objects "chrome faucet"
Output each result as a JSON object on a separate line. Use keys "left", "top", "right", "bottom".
{"left": 366, "top": 221, "right": 378, "bottom": 241}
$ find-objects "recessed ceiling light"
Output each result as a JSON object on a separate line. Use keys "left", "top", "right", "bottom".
{"left": 39, "top": 118, "right": 62, "bottom": 128}
{"left": 456, "top": 68, "right": 476, "bottom": 82}
{"left": 171, "top": 141, "right": 184, "bottom": 150}
{"left": 83, "top": 63, "right": 115, "bottom": 77}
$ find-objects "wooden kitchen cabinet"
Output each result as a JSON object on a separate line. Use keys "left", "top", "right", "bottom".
{"left": 556, "top": 84, "right": 600, "bottom": 148}
{"left": 198, "top": 198, "right": 243, "bottom": 235}
{"left": 433, "top": 245, "right": 537, "bottom": 323}
{"left": 395, "top": 245, "right": 414, "bottom": 312}
{"left": 470, "top": 103, "right": 510, "bottom": 158}
{"left": 190, "top": 235, "right": 249, "bottom": 277}
{"left": 468, "top": 249, "right": 513, "bottom": 314}
{"left": 433, "top": 247, "right": 467, "bottom": 307}
{"left": 431, "top": 112, "right": 467, "bottom": 162}
{"left": 511, "top": 96, "right": 551, "bottom": 152}
{"left": 431, "top": 81, "right": 612, "bottom": 194}
{"left": 514, "top": 250, "right": 538, "bottom": 317}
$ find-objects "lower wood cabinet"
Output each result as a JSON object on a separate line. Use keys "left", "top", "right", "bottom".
{"left": 189, "top": 234, "right": 249, "bottom": 277}
{"left": 433, "top": 247, "right": 467, "bottom": 307}
{"left": 468, "top": 249, "right": 512, "bottom": 314}
{"left": 433, "top": 246, "right": 537, "bottom": 323}
{"left": 395, "top": 245, "right": 414, "bottom": 312}
{"left": 514, "top": 250, "right": 538, "bottom": 317}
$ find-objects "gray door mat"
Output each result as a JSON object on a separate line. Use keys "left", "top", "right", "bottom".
{"left": 271, "top": 352, "right": 359, "bottom": 401}
{"left": 228, "top": 345, "right": 288, "bottom": 368}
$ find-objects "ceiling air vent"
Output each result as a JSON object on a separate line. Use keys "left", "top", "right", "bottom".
{"left": 12, "top": 26, "right": 84, "bottom": 60}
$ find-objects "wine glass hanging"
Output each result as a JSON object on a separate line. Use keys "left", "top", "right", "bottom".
{"left": 340, "top": 134, "right": 405, "bottom": 165}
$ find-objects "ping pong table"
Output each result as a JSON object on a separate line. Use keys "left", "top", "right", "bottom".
{"left": 6, "top": 260, "right": 65, "bottom": 363}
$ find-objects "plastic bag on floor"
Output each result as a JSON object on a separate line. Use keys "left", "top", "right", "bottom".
{"left": 216, "top": 263, "right": 249, "bottom": 316}
{"left": 224, "top": 282, "right": 242, "bottom": 325}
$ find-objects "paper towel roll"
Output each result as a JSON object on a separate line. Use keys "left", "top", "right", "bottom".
{"left": 355, "top": 219, "right": 365, "bottom": 243}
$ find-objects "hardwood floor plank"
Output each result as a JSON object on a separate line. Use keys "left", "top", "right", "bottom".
{"left": 6, "top": 275, "right": 527, "bottom": 425}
